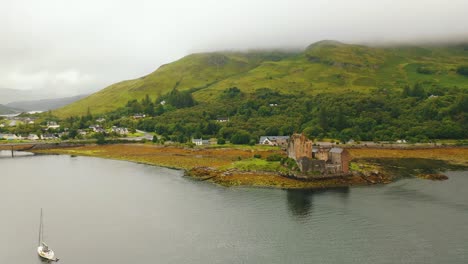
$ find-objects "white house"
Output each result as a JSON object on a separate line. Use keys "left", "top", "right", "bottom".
{"left": 192, "top": 138, "right": 210, "bottom": 146}
{"left": 216, "top": 117, "right": 229, "bottom": 123}
{"left": 78, "top": 129, "right": 87, "bottom": 136}
{"left": 4, "top": 134, "right": 20, "bottom": 140}
{"left": 89, "top": 125, "right": 105, "bottom": 133}
{"left": 41, "top": 134, "right": 57, "bottom": 140}
{"left": 259, "top": 136, "right": 290, "bottom": 146}
{"left": 28, "top": 134, "right": 40, "bottom": 140}
{"left": 47, "top": 121, "right": 60, "bottom": 130}
{"left": 111, "top": 126, "right": 129, "bottom": 135}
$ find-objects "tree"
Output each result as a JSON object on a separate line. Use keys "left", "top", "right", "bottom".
{"left": 86, "top": 107, "right": 93, "bottom": 121}
{"left": 302, "top": 126, "right": 323, "bottom": 139}
{"left": 265, "top": 126, "right": 280, "bottom": 136}
{"left": 318, "top": 107, "right": 328, "bottom": 130}
{"left": 222, "top": 87, "right": 241, "bottom": 99}
{"left": 95, "top": 133, "right": 106, "bottom": 145}
{"left": 411, "top": 82, "right": 425, "bottom": 98}
{"left": 152, "top": 135, "right": 159, "bottom": 143}
{"left": 456, "top": 65, "right": 468, "bottom": 76}
{"left": 336, "top": 106, "right": 346, "bottom": 130}
{"left": 402, "top": 85, "right": 411, "bottom": 97}
{"left": 230, "top": 130, "right": 250, "bottom": 144}
{"left": 258, "top": 106, "right": 271, "bottom": 117}
{"left": 68, "top": 129, "right": 78, "bottom": 139}
{"left": 165, "top": 88, "right": 196, "bottom": 108}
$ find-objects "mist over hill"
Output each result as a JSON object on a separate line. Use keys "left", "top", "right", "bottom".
{"left": 0, "top": 88, "right": 48, "bottom": 104}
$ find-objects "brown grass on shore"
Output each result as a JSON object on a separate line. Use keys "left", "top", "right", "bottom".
{"left": 32, "top": 144, "right": 282, "bottom": 170}
{"left": 348, "top": 147, "right": 468, "bottom": 166}
{"left": 32, "top": 144, "right": 467, "bottom": 189}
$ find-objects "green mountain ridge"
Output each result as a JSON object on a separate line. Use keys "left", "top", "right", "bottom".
{"left": 56, "top": 51, "right": 297, "bottom": 116}
{"left": 56, "top": 41, "right": 468, "bottom": 117}
{"left": 49, "top": 41, "right": 468, "bottom": 142}
{"left": 0, "top": 104, "right": 23, "bottom": 115}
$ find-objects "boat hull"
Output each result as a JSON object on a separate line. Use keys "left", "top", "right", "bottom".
{"left": 37, "top": 246, "right": 55, "bottom": 261}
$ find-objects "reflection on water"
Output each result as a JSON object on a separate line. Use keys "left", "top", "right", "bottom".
{"left": 287, "top": 187, "right": 350, "bottom": 217}
{"left": 287, "top": 190, "right": 313, "bottom": 217}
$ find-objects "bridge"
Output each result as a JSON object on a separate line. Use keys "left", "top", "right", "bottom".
{"left": 0, "top": 143, "right": 40, "bottom": 150}
{"left": 0, "top": 143, "right": 43, "bottom": 157}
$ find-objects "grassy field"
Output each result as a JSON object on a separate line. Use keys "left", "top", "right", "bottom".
{"left": 32, "top": 144, "right": 283, "bottom": 170}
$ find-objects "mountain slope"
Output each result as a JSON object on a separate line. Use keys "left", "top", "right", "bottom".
{"left": 55, "top": 41, "right": 468, "bottom": 117}
{"left": 6, "top": 94, "right": 88, "bottom": 112}
{"left": 56, "top": 51, "right": 296, "bottom": 117}
{"left": 0, "top": 104, "right": 23, "bottom": 115}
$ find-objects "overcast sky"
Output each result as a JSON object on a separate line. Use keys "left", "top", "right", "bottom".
{"left": 1, "top": 0, "right": 467, "bottom": 97}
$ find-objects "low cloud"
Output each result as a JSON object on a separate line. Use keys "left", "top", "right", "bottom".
{"left": 1, "top": 0, "right": 467, "bottom": 98}
{"left": 2, "top": 70, "right": 95, "bottom": 95}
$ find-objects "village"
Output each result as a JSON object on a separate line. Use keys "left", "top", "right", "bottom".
{"left": 1, "top": 113, "right": 353, "bottom": 179}
{"left": 0, "top": 114, "right": 131, "bottom": 141}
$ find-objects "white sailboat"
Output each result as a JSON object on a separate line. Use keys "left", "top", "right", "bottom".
{"left": 37, "top": 209, "right": 59, "bottom": 262}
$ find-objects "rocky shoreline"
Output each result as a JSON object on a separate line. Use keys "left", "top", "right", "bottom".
{"left": 25, "top": 143, "right": 468, "bottom": 189}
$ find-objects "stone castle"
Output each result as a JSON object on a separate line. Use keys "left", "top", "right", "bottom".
{"left": 287, "top": 133, "right": 350, "bottom": 176}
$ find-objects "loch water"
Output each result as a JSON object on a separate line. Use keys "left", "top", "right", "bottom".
{"left": 1, "top": 151, "right": 467, "bottom": 264}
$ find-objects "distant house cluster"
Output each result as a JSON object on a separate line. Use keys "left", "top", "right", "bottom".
{"left": 0, "top": 133, "right": 58, "bottom": 140}
{"left": 89, "top": 125, "right": 105, "bottom": 133}
{"left": 111, "top": 126, "right": 129, "bottom": 135}
{"left": 0, "top": 116, "right": 36, "bottom": 128}
{"left": 0, "top": 115, "right": 134, "bottom": 141}
{"left": 287, "top": 133, "right": 350, "bottom": 177}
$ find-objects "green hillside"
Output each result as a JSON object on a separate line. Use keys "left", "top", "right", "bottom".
{"left": 56, "top": 41, "right": 468, "bottom": 117}
{"left": 50, "top": 41, "right": 468, "bottom": 142}
{"left": 56, "top": 51, "right": 296, "bottom": 117}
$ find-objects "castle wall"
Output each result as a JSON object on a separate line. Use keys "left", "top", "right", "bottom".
{"left": 287, "top": 133, "right": 312, "bottom": 160}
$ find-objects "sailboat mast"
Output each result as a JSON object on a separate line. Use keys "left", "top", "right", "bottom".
{"left": 38, "top": 208, "right": 43, "bottom": 245}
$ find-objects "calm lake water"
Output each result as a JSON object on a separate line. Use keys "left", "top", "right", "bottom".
{"left": 1, "top": 151, "right": 468, "bottom": 264}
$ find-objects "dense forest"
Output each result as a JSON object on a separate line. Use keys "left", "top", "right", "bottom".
{"left": 77, "top": 81, "right": 467, "bottom": 144}
{"left": 2, "top": 82, "right": 467, "bottom": 144}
